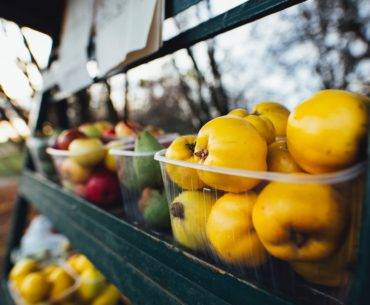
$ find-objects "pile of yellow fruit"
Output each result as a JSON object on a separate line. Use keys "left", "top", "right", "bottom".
{"left": 9, "top": 254, "right": 121, "bottom": 305}
{"left": 164, "top": 89, "right": 369, "bottom": 287}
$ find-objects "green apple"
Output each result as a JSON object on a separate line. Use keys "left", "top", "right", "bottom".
{"left": 69, "top": 138, "right": 105, "bottom": 167}
{"left": 79, "top": 123, "right": 102, "bottom": 138}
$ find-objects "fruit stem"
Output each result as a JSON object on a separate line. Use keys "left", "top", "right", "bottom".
{"left": 194, "top": 149, "right": 209, "bottom": 160}
{"left": 291, "top": 229, "right": 307, "bottom": 248}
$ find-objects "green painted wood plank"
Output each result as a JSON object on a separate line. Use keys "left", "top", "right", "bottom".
{"left": 19, "top": 171, "right": 295, "bottom": 305}
{"left": 165, "top": 0, "right": 203, "bottom": 18}
{"left": 0, "top": 280, "right": 15, "bottom": 305}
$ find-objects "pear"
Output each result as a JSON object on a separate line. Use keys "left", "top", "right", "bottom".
{"left": 133, "top": 130, "right": 164, "bottom": 188}
{"left": 138, "top": 188, "right": 170, "bottom": 229}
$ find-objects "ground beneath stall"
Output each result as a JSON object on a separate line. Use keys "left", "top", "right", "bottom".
{"left": 0, "top": 177, "right": 18, "bottom": 270}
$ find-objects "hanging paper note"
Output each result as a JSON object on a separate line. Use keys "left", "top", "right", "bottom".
{"left": 95, "top": 0, "right": 163, "bottom": 75}
{"left": 55, "top": 0, "right": 94, "bottom": 95}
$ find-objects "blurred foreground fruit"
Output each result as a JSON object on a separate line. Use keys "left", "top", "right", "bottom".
{"left": 194, "top": 116, "right": 267, "bottom": 192}
{"left": 165, "top": 135, "right": 205, "bottom": 190}
{"left": 267, "top": 139, "right": 302, "bottom": 173}
{"left": 287, "top": 90, "right": 368, "bottom": 173}
{"left": 253, "top": 182, "right": 347, "bottom": 261}
{"left": 92, "top": 284, "right": 121, "bottom": 305}
{"left": 253, "top": 102, "right": 290, "bottom": 136}
{"left": 10, "top": 258, "right": 38, "bottom": 282}
{"left": 67, "top": 254, "right": 94, "bottom": 274}
{"left": 78, "top": 268, "right": 106, "bottom": 302}
{"left": 20, "top": 272, "right": 49, "bottom": 303}
{"left": 48, "top": 266, "right": 74, "bottom": 299}
{"left": 207, "top": 193, "right": 267, "bottom": 266}
{"left": 170, "top": 191, "right": 216, "bottom": 251}
{"left": 69, "top": 138, "right": 105, "bottom": 167}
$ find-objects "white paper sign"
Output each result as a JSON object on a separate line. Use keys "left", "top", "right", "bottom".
{"left": 55, "top": 0, "right": 94, "bottom": 95}
{"left": 95, "top": 0, "right": 162, "bottom": 75}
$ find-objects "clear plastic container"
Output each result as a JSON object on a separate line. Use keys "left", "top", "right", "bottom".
{"left": 27, "top": 137, "right": 56, "bottom": 179}
{"left": 110, "top": 145, "right": 174, "bottom": 232}
{"left": 47, "top": 146, "right": 121, "bottom": 208}
{"left": 8, "top": 261, "right": 81, "bottom": 305}
{"left": 155, "top": 149, "right": 366, "bottom": 305}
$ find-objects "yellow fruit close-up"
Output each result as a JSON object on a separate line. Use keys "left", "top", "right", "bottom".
{"left": 78, "top": 267, "right": 106, "bottom": 301}
{"left": 206, "top": 193, "right": 268, "bottom": 266}
{"left": 20, "top": 272, "right": 50, "bottom": 303}
{"left": 252, "top": 102, "right": 290, "bottom": 136}
{"left": 244, "top": 115, "right": 276, "bottom": 144}
{"left": 67, "top": 254, "right": 94, "bottom": 275}
{"left": 48, "top": 267, "right": 75, "bottom": 300}
{"left": 92, "top": 284, "right": 121, "bottom": 305}
{"left": 291, "top": 228, "right": 357, "bottom": 287}
{"left": 170, "top": 191, "right": 216, "bottom": 251}
{"left": 267, "top": 139, "right": 303, "bottom": 173}
{"left": 42, "top": 264, "right": 58, "bottom": 278}
{"left": 165, "top": 135, "right": 205, "bottom": 190}
{"left": 287, "top": 90, "right": 368, "bottom": 174}
{"left": 194, "top": 116, "right": 267, "bottom": 193}
{"left": 227, "top": 108, "right": 249, "bottom": 118}
{"left": 252, "top": 101, "right": 290, "bottom": 114}
{"left": 10, "top": 258, "right": 38, "bottom": 282}
{"left": 253, "top": 182, "right": 347, "bottom": 261}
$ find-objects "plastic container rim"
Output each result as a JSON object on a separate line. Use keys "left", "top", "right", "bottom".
{"left": 109, "top": 132, "right": 179, "bottom": 157}
{"left": 109, "top": 147, "right": 158, "bottom": 157}
{"left": 154, "top": 149, "right": 367, "bottom": 184}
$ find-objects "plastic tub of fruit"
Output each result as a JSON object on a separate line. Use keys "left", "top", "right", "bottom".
{"left": 155, "top": 147, "right": 366, "bottom": 303}
{"left": 46, "top": 138, "right": 121, "bottom": 208}
{"left": 8, "top": 258, "right": 81, "bottom": 305}
{"left": 27, "top": 136, "right": 56, "bottom": 179}
{"left": 110, "top": 131, "right": 177, "bottom": 231}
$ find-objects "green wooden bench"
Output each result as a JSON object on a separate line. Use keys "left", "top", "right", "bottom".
{"left": 2, "top": 1, "right": 370, "bottom": 305}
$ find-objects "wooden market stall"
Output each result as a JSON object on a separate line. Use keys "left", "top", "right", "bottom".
{"left": 1, "top": 1, "right": 370, "bottom": 305}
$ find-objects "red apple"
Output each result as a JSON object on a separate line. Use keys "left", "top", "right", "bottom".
{"left": 103, "top": 127, "right": 116, "bottom": 137}
{"left": 56, "top": 129, "right": 86, "bottom": 150}
{"left": 85, "top": 172, "right": 121, "bottom": 207}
